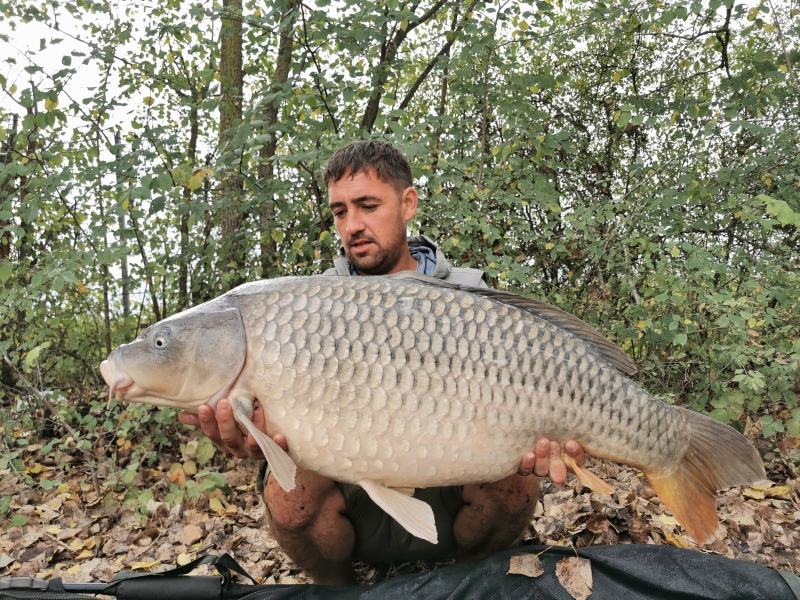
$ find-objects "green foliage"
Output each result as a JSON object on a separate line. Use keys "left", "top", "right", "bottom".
{"left": 0, "top": 0, "right": 798, "bottom": 442}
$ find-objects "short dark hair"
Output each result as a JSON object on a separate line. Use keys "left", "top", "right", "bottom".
{"left": 322, "top": 140, "right": 413, "bottom": 196}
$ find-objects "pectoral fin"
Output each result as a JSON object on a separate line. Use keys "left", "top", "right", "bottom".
{"left": 229, "top": 397, "right": 297, "bottom": 493}
{"left": 358, "top": 479, "right": 437, "bottom": 544}
{"left": 563, "top": 452, "right": 614, "bottom": 495}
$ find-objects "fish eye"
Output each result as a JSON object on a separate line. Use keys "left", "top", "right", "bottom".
{"left": 153, "top": 328, "right": 172, "bottom": 349}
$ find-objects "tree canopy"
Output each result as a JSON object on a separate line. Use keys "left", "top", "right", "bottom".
{"left": 0, "top": 0, "right": 798, "bottom": 445}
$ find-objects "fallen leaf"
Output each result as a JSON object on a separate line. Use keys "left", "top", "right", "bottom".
{"left": 208, "top": 497, "right": 225, "bottom": 515}
{"left": 743, "top": 488, "right": 766, "bottom": 500}
{"left": 726, "top": 513, "right": 756, "bottom": 527}
{"left": 555, "top": 557, "right": 593, "bottom": 600}
{"left": 76, "top": 550, "right": 95, "bottom": 561}
{"left": 585, "top": 513, "right": 609, "bottom": 534}
{"left": 177, "top": 553, "right": 194, "bottom": 566}
{"left": 68, "top": 538, "right": 84, "bottom": 552}
{"left": 507, "top": 553, "right": 544, "bottom": 577}
{"left": 656, "top": 515, "right": 679, "bottom": 528}
{"left": 169, "top": 466, "right": 186, "bottom": 486}
{"left": 0, "top": 553, "right": 14, "bottom": 569}
{"left": 663, "top": 531, "right": 689, "bottom": 548}
{"left": 179, "top": 524, "right": 204, "bottom": 546}
{"left": 130, "top": 560, "right": 160, "bottom": 571}
{"left": 766, "top": 486, "right": 791, "bottom": 497}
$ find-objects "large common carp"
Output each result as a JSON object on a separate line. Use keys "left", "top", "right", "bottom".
{"left": 100, "top": 273, "right": 765, "bottom": 545}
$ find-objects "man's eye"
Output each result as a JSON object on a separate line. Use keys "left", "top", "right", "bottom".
{"left": 363, "top": 205, "right": 377, "bottom": 211}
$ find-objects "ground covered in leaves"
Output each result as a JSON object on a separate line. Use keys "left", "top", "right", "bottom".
{"left": 2, "top": 413, "right": 800, "bottom": 587}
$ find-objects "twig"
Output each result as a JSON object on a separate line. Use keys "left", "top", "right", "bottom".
{"left": 0, "top": 348, "right": 101, "bottom": 496}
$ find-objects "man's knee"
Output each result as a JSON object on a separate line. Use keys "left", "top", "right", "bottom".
{"left": 264, "top": 474, "right": 346, "bottom": 532}
{"left": 464, "top": 474, "right": 539, "bottom": 515}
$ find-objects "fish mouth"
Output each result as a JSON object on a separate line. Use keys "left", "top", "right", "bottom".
{"left": 100, "top": 359, "right": 135, "bottom": 408}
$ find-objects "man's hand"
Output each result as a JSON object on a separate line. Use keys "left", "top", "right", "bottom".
{"left": 178, "top": 399, "right": 266, "bottom": 460}
{"left": 517, "top": 438, "right": 586, "bottom": 484}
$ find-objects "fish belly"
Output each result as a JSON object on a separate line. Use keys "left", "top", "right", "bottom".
{"left": 238, "top": 277, "right": 687, "bottom": 488}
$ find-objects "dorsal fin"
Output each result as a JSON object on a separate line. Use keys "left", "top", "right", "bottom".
{"left": 383, "top": 272, "right": 637, "bottom": 376}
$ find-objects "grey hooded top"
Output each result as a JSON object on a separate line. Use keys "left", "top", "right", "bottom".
{"left": 322, "top": 234, "right": 488, "bottom": 288}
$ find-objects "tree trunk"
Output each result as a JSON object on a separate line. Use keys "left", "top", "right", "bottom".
{"left": 219, "top": 0, "right": 245, "bottom": 289}
{"left": 359, "top": 0, "right": 449, "bottom": 133}
{"left": 180, "top": 95, "right": 199, "bottom": 309}
{"left": 259, "top": 0, "right": 297, "bottom": 278}
{"left": 0, "top": 115, "right": 18, "bottom": 392}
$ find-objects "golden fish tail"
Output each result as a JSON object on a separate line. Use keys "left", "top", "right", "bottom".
{"left": 644, "top": 407, "right": 765, "bottom": 544}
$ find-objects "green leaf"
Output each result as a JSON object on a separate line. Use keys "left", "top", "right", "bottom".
{"left": 196, "top": 436, "right": 216, "bottom": 465}
{"left": 0, "top": 262, "right": 11, "bottom": 283}
{"left": 11, "top": 514, "right": 29, "bottom": 526}
{"left": 673, "top": 333, "right": 687, "bottom": 346}
{"left": 758, "top": 194, "right": 798, "bottom": 225}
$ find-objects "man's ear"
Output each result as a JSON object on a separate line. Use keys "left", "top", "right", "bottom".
{"left": 401, "top": 186, "right": 418, "bottom": 223}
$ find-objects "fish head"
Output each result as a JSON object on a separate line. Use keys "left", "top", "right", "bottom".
{"left": 99, "top": 306, "right": 246, "bottom": 410}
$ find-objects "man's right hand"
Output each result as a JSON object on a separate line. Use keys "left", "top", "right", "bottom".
{"left": 178, "top": 399, "right": 266, "bottom": 460}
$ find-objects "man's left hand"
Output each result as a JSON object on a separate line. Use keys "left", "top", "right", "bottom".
{"left": 517, "top": 439, "right": 586, "bottom": 484}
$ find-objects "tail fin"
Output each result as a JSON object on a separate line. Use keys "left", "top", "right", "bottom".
{"left": 645, "top": 407, "right": 765, "bottom": 545}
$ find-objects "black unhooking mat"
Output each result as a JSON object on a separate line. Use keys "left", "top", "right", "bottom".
{"left": 2, "top": 545, "right": 799, "bottom": 600}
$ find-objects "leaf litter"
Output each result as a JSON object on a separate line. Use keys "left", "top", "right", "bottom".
{"left": 2, "top": 420, "right": 800, "bottom": 587}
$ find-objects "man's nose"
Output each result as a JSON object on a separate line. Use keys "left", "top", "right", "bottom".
{"left": 345, "top": 211, "right": 366, "bottom": 235}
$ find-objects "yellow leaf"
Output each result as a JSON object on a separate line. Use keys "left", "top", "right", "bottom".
{"left": 399, "top": 19, "right": 409, "bottom": 31}
{"left": 182, "top": 460, "right": 197, "bottom": 476}
{"left": 670, "top": 246, "right": 681, "bottom": 257}
{"left": 28, "top": 464, "right": 43, "bottom": 474}
{"left": 208, "top": 496, "right": 225, "bottom": 515}
{"left": 122, "top": 198, "right": 130, "bottom": 210}
{"left": 44, "top": 97, "right": 58, "bottom": 111}
{"left": 766, "top": 485, "right": 791, "bottom": 497}
{"left": 637, "top": 320, "right": 647, "bottom": 329}
{"left": 46, "top": 525, "right": 63, "bottom": 535}
{"left": 9, "top": 84, "right": 17, "bottom": 94}
{"left": 545, "top": 242, "right": 554, "bottom": 250}
{"left": 743, "top": 487, "right": 766, "bottom": 500}
{"left": 613, "top": 72, "right": 621, "bottom": 82}
{"left": 143, "top": 96, "right": 155, "bottom": 106}
{"left": 130, "top": 560, "right": 160, "bottom": 571}
{"left": 77, "top": 549, "right": 95, "bottom": 560}
{"left": 177, "top": 552, "right": 194, "bottom": 566}
{"left": 76, "top": 283, "right": 87, "bottom": 294}
{"left": 225, "top": 504, "right": 238, "bottom": 515}
{"left": 69, "top": 538, "right": 85, "bottom": 552}
{"left": 450, "top": 238, "right": 459, "bottom": 247}
{"left": 167, "top": 52, "right": 175, "bottom": 63}
{"left": 658, "top": 515, "right": 679, "bottom": 527}
{"left": 663, "top": 531, "right": 689, "bottom": 548}
{"left": 187, "top": 169, "right": 205, "bottom": 191}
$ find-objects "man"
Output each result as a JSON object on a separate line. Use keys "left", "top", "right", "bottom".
{"left": 179, "top": 140, "right": 586, "bottom": 585}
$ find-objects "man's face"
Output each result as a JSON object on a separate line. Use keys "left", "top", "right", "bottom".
{"left": 328, "top": 169, "right": 418, "bottom": 275}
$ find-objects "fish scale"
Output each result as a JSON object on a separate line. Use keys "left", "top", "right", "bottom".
{"left": 101, "top": 272, "right": 765, "bottom": 545}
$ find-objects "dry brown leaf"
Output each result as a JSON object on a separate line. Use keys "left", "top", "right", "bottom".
{"left": 743, "top": 488, "right": 766, "bottom": 500}
{"left": 179, "top": 524, "right": 204, "bottom": 546}
{"left": 168, "top": 467, "right": 186, "bottom": 486}
{"left": 555, "top": 557, "right": 593, "bottom": 600}
{"left": 585, "top": 513, "right": 609, "bottom": 534}
{"left": 507, "top": 553, "right": 544, "bottom": 577}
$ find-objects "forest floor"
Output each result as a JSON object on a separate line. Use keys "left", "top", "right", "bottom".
{"left": 1, "top": 410, "right": 799, "bottom": 587}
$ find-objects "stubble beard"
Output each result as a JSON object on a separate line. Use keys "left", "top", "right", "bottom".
{"left": 345, "top": 218, "right": 407, "bottom": 275}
